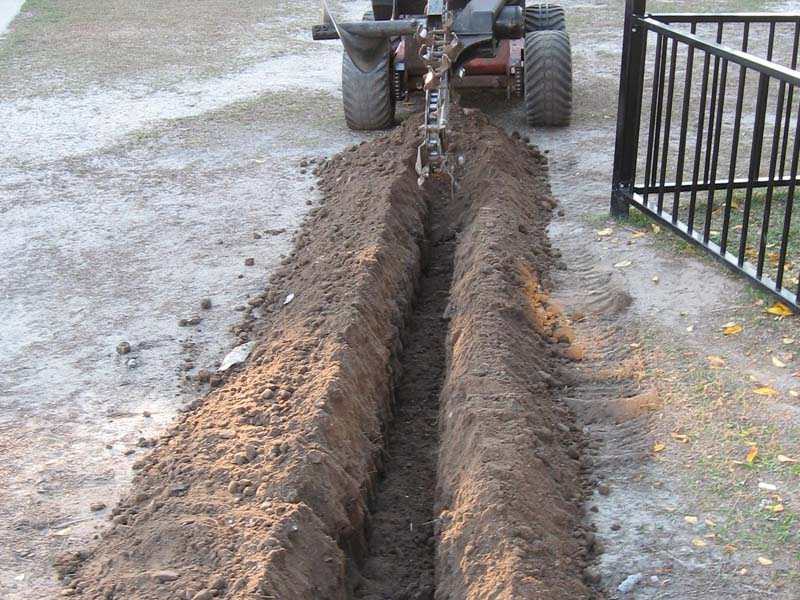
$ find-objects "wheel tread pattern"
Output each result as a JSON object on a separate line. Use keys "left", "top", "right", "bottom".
{"left": 342, "top": 45, "right": 395, "bottom": 131}
{"left": 524, "top": 30, "right": 573, "bottom": 127}
{"left": 525, "top": 3, "right": 566, "bottom": 32}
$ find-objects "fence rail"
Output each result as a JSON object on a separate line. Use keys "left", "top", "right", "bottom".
{"left": 612, "top": 0, "right": 800, "bottom": 309}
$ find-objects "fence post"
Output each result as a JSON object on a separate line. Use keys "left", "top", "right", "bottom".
{"left": 611, "top": 0, "right": 648, "bottom": 217}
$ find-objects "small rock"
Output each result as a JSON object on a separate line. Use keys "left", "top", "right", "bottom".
{"left": 244, "top": 257, "right": 255, "bottom": 266}
{"left": 253, "top": 232, "right": 262, "bottom": 240}
{"left": 196, "top": 369, "right": 211, "bottom": 383}
{"left": 583, "top": 566, "right": 601, "bottom": 584}
{"left": 200, "top": 298, "right": 212, "bottom": 310}
{"left": 617, "top": 573, "right": 642, "bottom": 594}
{"left": 142, "top": 411, "right": 151, "bottom": 418}
{"left": 210, "top": 575, "right": 226, "bottom": 590}
{"left": 308, "top": 450, "right": 324, "bottom": 464}
{"left": 245, "top": 443, "right": 257, "bottom": 462}
{"left": 116, "top": 342, "right": 131, "bottom": 355}
{"left": 191, "top": 590, "right": 214, "bottom": 600}
{"left": 89, "top": 502, "right": 106, "bottom": 512}
{"left": 152, "top": 570, "right": 180, "bottom": 583}
{"left": 597, "top": 483, "right": 611, "bottom": 496}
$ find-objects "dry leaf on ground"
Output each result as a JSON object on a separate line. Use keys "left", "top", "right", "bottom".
{"left": 746, "top": 447, "right": 759, "bottom": 463}
{"left": 757, "top": 557, "right": 773, "bottom": 565}
{"left": 767, "top": 302, "right": 793, "bottom": 317}
{"left": 653, "top": 443, "right": 666, "bottom": 452}
{"left": 614, "top": 260, "right": 632, "bottom": 268}
{"left": 752, "top": 386, "right": 779, "bottom": 397}
{"left": 723, "top": 324, "right": 742, "bottom": 335}
{"left": 670, "top": 432, "right": 690, "bottom": 443}
{"left": 772, "top": 356, "right": 787, "bottom": 368}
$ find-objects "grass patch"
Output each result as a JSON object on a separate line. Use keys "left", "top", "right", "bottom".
{"left": 663, "top": 187, "right": 800, "bottom": 289}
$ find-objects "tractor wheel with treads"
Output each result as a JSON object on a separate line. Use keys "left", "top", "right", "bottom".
{"left": 525, "top": 3, "right": 566, "bottom": 32}
{"left": 524, "top": 30, "right": 572, "bottom": 127}
{"left": 342, "top": 43, "right": 395, "bottom": 131}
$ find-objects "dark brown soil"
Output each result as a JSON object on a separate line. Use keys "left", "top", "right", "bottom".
{"left": 353, "top": 180, "right": 454, "bottom": 600}
{"left": 59, "top": 110, "right": 593, "bottom": 600}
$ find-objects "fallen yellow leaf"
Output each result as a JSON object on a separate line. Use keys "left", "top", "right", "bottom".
{"left": 704, "top": 519, "right": 716, "bottom": 527}
{"left": 651, "top": 224, "right": 661, "bottom": 234}
{"left": 723, "top": 544, "right": 737, "bottom": 552}
{"left": 767, "top": 302, "right": 793, "bottom": 317}
{"left": 653, "top": 443, "right": 666, "bottom": 452}
{"left": 778, "top": 454, "right": 799, "bottom": 464}
{"left": 784, "top": 338, "right": 794, "bottom": 344}
{"left": 691, "top": 538, "right": 707, "bottom": 547}
{"left": 686, "top": 324, "right": 695, "bottom": 332}
{"left": 614, "top": 260, "right": 632, "bottom": 268}
{"left": 597, "top": 228, "right": 614, "bottom": 237}
{"left": 670, "top": 432, "right": 690, "bottom": 443}
{"left": 632, "top": 232, "right": 646, "bottom": 239}
{"left": 746, "top": 447, "right": 759, "bottom": 463}
{"left": 684, "top": 515, "right": 699, "bottom": 525}
{"left": 790, "top": 390, "right": 800, "bottom": 398}
{"left": 772, "top": 356, "right": 788, "bottom": 368}
{"left": 740, "top": 567, "right": 748, "bottom": 575}
{"left": 723, "top": 324, "right": 743, "bottom": 335}
{"left": 708, "top": 355, "right": 725, "bottom": 366}
{"left": 757, "top": 557, "right": 773, "bottom": 565}
{"left": 766, "top": 504, "right": 785, "bottom": 513}
{"left": 752, "top": 386, "right": 779, "bottom": 397}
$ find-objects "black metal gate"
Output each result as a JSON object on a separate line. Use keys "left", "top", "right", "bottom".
{"left": 612, "top": 0, "right": 800, "bottom": 309}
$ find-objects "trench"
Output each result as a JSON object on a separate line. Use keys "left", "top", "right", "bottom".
{"left": 351, "top": 187, "right": 456, "bottom": 600}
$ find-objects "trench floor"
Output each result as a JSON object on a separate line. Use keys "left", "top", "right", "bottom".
{"left": 352, "top": 200, "right": 456, "bottom": 600}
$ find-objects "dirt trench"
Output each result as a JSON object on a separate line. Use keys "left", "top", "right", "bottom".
{"left": 59, "top": 110, "right": 596, "bottom": 600}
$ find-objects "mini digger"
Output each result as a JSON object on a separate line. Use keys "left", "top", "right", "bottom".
{"left": 313, "top": 0, "right": 572, "bottom": 181}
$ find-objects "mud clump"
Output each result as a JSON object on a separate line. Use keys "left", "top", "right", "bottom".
{"left": 62, "top": 111, "right": 591, "bottom": 600}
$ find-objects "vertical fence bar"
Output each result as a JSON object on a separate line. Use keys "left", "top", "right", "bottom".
{"left": 780, "top": 23, "right": 799, "bottom": 180}
{"left": 657, "top": 38, "right": 679, "bottom": 214}
{"left": 611, "top": 0, "right": 649, "bottom": 217}
{"left": 650, "top": 32, "right": 669, "bottom": 192}
{"left": 704, "top": 59, "right": 729, "bottom": 244}
{"left": 777, "top": 108, "right": 800, "bottom": 290}
{"left": 720, "top": 24, "right": 751, "bottom": 256}
{"left": 689, "top": 48, "right": 712, "bottom": 233}
{"left": 673, "top": 24, "right": 696, "bottom": 224}
{"left": 643, "top": 32, "right": 664, "bottom": 206}
{"left": 703, "top": 23, "right": 724, "bottom": 185}
{"left": 738, "top": 74, "right": 769, "bottom": 268}
{"left": 758, "top": 80, "right": 786, "bottom": 278}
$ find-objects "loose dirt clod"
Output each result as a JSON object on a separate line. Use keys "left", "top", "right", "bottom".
{"left": 63, "top": 110, "right": 591, "bottom": 599}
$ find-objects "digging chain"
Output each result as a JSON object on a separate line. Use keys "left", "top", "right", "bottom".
{"left": 415, "top": 0, "right": 457, "bottom": 186}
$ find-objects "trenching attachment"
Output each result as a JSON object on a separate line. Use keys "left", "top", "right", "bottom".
{"left": 415, "top": 3, "right": 458, "bottom": 187}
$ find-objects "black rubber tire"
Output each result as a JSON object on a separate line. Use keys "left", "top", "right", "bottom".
{"left": 525, "top": 3, "right": 566, "bottom": 32}
{"left": 342, "top": 44, "right": 395, "bottom": 130}
{"left": 524, "top": 30, "right": 572, "bottom": 127}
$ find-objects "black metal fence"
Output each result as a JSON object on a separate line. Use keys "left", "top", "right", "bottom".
{"left": 612, "top": 0, "right": 800, "bottom": 309}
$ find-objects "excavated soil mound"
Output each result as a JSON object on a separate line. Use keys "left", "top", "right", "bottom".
{"left": 59, "top": 110, "right": 592, "bottom": 600}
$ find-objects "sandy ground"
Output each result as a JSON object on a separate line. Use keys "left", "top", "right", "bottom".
{"left": 3, "top": 0, "right": 800, "bottom": 598}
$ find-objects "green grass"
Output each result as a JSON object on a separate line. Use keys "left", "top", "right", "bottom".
{"left": 670, "top": 188, "right": 800, "bottom": 287}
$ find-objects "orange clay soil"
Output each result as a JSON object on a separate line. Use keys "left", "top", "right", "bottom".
{"left": 59, "top": 110, "right": 595, "bottom": 600}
